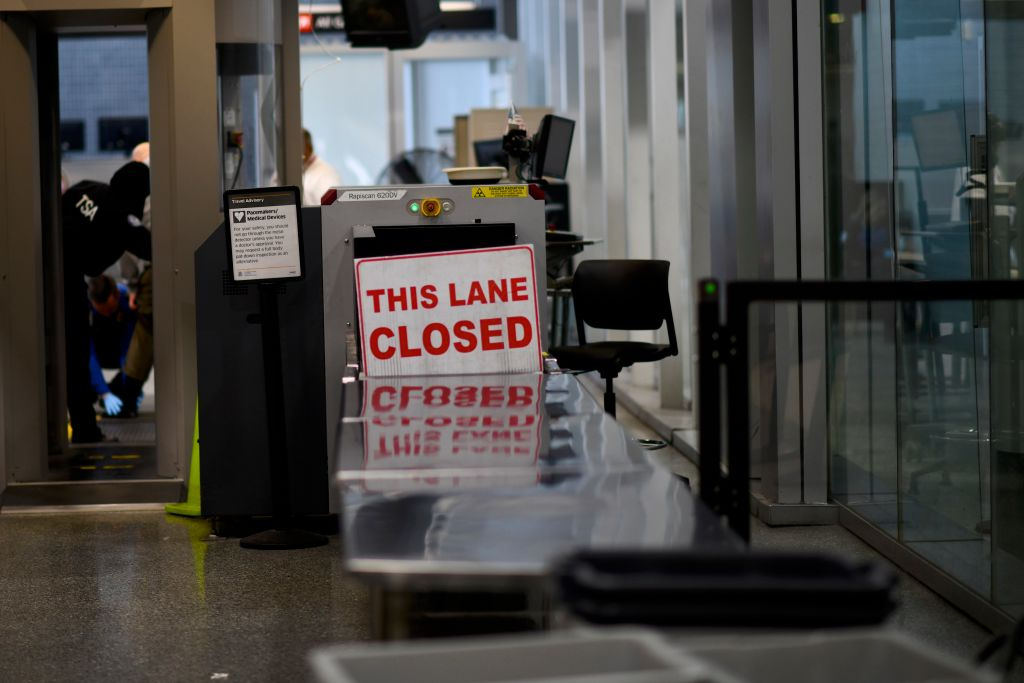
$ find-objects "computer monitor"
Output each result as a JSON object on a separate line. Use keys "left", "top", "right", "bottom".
{"left": 340, "top": 0, "right": 441, "bottom": 49}
{"left": 533, "top": 115, "right": 575, "bottom": 179}
{"left": 473, "top": 138, "right": 508, "bottom": 168}
{"left": 910, "top": 109, "right": 965, "bottom": 170}
{"left": 60, "top": 120, "right": 85, "bottom": 152}
{"left": 98, "top": 117, "right": 148, "bottom": 154}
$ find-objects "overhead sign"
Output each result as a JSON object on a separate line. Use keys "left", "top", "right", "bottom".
{"left": 357, "top": 375, "right": 544, "bottom": 485}
{"left": 355, "top": 245, "right": 543, "bottom": 377}
{"left": 224, "top": 186, "right": 304, "bottom": 283}
{"left": 299, "top": 12, "right": 344, "bottom": 33}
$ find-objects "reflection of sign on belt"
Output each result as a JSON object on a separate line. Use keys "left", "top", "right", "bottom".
{"left": 366, "top": 410, "right": 539, "bottom": 464}
{"left": 355, "top": 246, "right": 543, "bottom": 377}
{"left": 360, "top": 376, "right": 544, "bottom": 473}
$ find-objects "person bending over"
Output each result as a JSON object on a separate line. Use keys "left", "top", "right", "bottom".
{"left": 62, "top": 161, "right": 150, "bottom": 443}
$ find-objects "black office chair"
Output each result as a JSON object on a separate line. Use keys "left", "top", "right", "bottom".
{"left": 550, "top": 260, "right": 678, "bottom": 416}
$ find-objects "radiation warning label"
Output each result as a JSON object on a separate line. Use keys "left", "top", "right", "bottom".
{"left": 470, "top": 185, "right": 529, "bottom": 199}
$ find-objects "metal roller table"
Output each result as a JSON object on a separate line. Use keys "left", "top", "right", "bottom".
{"left": 335, "top": 371, "right": 740, "bottom": 638}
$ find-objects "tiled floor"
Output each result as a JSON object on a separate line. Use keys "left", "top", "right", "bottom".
{"left": 48, "top": 371, "right": 160, "bottom": 482}
{"left": 0, "top": 512, "right": 370, "bottom": 682}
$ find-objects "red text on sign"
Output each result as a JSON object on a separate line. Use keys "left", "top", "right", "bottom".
{"left": 364, "top": 277, "right": 529, "bottom": 314}
{"left": 368, "top": 316, "right": 533, "bottom": 361}
{"left": 364, "top": 284, "right": 439, "bottom": 313}
{"left": 448, "top": 277, "right": 529, "bottom": 306}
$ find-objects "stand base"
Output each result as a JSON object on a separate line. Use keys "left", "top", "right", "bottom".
{"left": 239, "top": 527, "right": 329, "bottom": 550}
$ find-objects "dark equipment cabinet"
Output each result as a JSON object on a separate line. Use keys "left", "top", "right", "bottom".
{"left": 195, "top": 207, "right": 328, "bottom": 519}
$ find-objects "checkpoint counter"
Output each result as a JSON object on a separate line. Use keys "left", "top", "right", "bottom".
{"left": 334, "top": 371, "right": 740, "bottom": 637}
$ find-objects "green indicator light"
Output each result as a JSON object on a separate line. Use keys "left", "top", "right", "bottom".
{"left": 704, "top": 282, "right": 717, "bottom": 295}
{"left": 409, "top": 202, "right": 420, "bottom": 213}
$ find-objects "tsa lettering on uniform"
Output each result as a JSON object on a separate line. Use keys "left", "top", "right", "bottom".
{"left": 75, "top": 194, "right": 99, "bottom": 222}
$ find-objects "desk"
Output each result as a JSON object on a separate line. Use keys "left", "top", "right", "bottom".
{"left": 335, "top": 372, "right": 739, "bottom": 637}
{"left": 545, "top": 232, "right": 600, "bottom": 346}
{"left": 545, "top": 233, "right": 600, "bottom": 278}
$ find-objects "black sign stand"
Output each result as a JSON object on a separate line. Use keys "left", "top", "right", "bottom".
{"left": 224, "top": 185, "right": 325, "bottom": 550}
{"left": 239, "top": 283, "right": 328, "bottom": 550}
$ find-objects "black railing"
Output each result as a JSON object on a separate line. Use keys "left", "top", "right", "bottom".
{"left": 697, "top": 278, "right": 1024, "bottom": 543}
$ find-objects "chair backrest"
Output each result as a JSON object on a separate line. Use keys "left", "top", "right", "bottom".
{"left": 571, "top": 259, "right": 677, "bottom": 350}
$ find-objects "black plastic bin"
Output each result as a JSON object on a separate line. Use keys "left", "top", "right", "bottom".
{"left": 556, "top": 550, "right": 898, "bottom": 628}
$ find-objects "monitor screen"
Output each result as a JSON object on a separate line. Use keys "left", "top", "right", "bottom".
{"left": 473, "top": 138, "right": 508, "bottom": 168}
{"left": 60, "top": 120, "right": 85, "bottom": 152}
{"left": 533, "top": 115, "right": 575, "bottom": 179}
{"left": 98, "top": 117, "right": 148, "bottom": 154}
{"left": 910, "top": 109, "right": 965, "bottom": 169}
{"left": 340, "top": 0, "right": 440, "bottom": 49}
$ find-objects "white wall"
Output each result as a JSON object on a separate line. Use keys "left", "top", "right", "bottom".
{"left": 300, "top": 49, "right": 389, "bottom": 185}
{"left": 410, "top": 59, "right": 491, "bottom": 152}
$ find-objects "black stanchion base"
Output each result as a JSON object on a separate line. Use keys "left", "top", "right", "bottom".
{"left": 239, "top": 528, "right": 329, "bottom": 550}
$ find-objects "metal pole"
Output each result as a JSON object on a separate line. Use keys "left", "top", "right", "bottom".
{"left": 240, "top": 283, "right": 327, "bottom": 549}
{"left": 697, "top": 279, "right": 724, "bottom": 514}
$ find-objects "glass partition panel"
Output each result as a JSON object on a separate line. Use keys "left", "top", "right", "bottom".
{"left": 984, "top": 1, "right": 1024, "bottom": 618}
{"left": 828, "top": 301, "right": 899, "bottom": 534}
{"left": 824, "top": 0, "right": 899, "bottom": 534}
{"left": 825, "top": 0, "right": 1024, "bottom": 621}
{"left": 828, "top": 296, "right": 1022, "bottom": 612}
{"left": 217, "top": 42, "right": 283, "bottom": 192}
{"left": 300, "top": 50, "right": 389, "bottom": 186}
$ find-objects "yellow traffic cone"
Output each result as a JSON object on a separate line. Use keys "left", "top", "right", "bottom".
{"left": 165, "top": 401, "right": 202, "bottom": 516}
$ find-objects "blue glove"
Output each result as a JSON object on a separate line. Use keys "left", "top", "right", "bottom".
{"left": 102, "top": 393, "right": 123, "bottom": 416}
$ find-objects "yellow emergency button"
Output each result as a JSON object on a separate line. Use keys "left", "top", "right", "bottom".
{"left": 420, "top": 198, "right": 442, "bottom": 217}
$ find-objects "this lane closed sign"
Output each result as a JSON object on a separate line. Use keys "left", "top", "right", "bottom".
{"left": 354, "top": 246, "right": 543, "bottom": 377}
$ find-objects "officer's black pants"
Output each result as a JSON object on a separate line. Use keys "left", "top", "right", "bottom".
{"left": 63, "top": 271, "right": 99, "bottom": 442}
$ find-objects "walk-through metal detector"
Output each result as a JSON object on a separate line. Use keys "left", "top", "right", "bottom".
{"left": 1, "top": 4, "right": 227, "bottom": 506}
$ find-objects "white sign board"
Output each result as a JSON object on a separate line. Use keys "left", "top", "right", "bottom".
{"left": 355, "top": 245, "right": 543, "bottom": 377}
{"left": 225, "top": 188, "right": 303, "bottom": 282}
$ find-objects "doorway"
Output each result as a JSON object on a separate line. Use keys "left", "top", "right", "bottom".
{"left": 45, "top": 31, "right": 161, "bottom": 483}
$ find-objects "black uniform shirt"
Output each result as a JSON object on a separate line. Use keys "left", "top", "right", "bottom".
{"left": 62, "top": 180, "right": 152, "bottom": 277}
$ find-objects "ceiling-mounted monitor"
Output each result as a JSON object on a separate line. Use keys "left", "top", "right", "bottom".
{"left": 341, "top": 0, "right": 441, "bottom": 49}
{"left": 98, "top": 117, "right": 148, "bottom": 155}
{"left": 60, "top": 120, "right": 85, "bottom": 153}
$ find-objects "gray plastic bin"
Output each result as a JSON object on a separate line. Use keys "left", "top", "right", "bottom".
{"left": 310, "top": 629, "right": 731, "bottom": 683}
{"left": 680, "top": 630, "right": 997, "bottom": 683}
